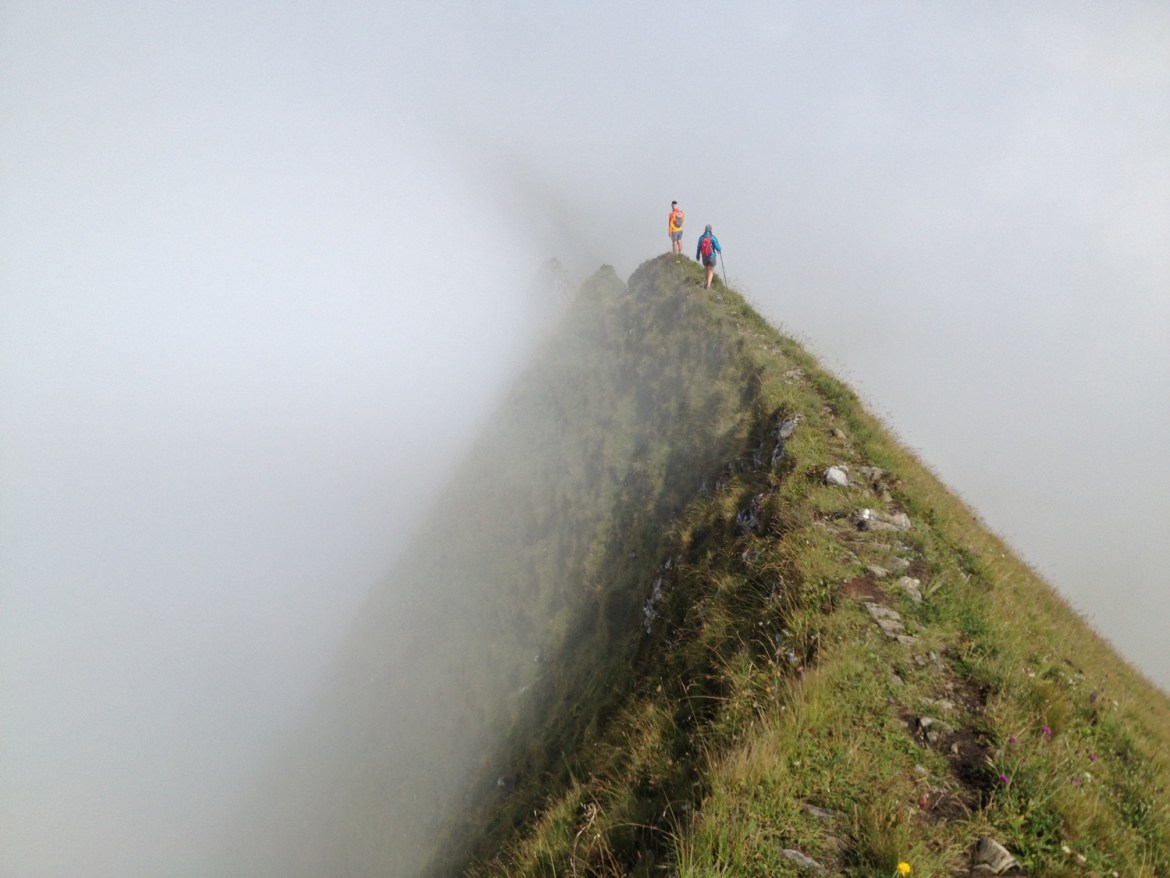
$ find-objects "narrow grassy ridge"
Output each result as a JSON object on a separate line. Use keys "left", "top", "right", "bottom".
{"left": 434, "top": 255, "right": 1170, "bottom": 876}
{"left": 226, "top": 254, "right": 1169, "bottom": 877}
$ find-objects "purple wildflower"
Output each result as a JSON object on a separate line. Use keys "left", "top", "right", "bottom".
{"left": 1090, "top": 753, "right": 1098, "bottom": 763}
{"left": 998, "top": 773, "right": 1011, "bottom": 787}
{"left": 1008, "top": 735, "right": 1018, "bottom": 746}
{"left": 1042, "top": 725, "right": 1052, "bottom": 738}
{"left": 1071, "top": 777, "right": 1083, "bottom": 787}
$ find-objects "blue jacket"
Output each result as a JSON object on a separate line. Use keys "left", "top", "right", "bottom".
{"left": 696, "top": 232, "right": 721, "bottom": 261}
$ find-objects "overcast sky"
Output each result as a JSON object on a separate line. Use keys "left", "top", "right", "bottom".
{"left": 2, "top": 2, "right": 1167, "bottom": 875}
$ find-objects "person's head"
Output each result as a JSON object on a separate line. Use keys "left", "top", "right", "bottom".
{"left": 705, "top": 224, "right": 712, "bottom": 233}
{"left": 672, "top": 201, "right": 678, "bottom": 208}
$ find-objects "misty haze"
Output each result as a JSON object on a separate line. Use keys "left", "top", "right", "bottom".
{"left": 2, "top": 3, "right": 1167, "bottom": 876}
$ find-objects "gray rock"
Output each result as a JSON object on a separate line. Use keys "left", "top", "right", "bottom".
{"left": 735, "top": 494, "right": 763, "bottom": 535}
{"left": 824, "top": 466, "right": 850, "bottom": 487}
{"left": 876, "top": 618, "right": 903, "bottom": 636}
{"left": 971, "top": 837, "right": 1021, "bottom": 874}
{"left": 917, "top": 715, "right": 954, "bottom": 745}
{"left": 780, "top": 849, "right": 825, "bottom": 873}
{"left": 864, "top": 602, "right": 903, "bottom": 625}
{"left": 867, "top": 564, "right": 890, "bottom": 579}
{"left": 864, "top": 602, "right": 901, "bottom": 621}
{"left": 896, "top": 576, "right": 923, "bottom": 603}
{"left": 864, "top": 602, "right": 912, "bottom": 639}
{"left": 856, "top": 508, "right": 912, "bottom": 533}
{"left": 642, "top": 575, "right": 665, "bottom": 632}
{"left": 771, "top": 444, "right": 786, "bottom": 469}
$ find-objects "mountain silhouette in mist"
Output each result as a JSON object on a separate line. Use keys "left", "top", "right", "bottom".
{"left": 223, "top": 255, "right": 1170, "bottom": 877}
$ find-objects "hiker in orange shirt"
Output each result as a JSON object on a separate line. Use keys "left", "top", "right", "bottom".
{"left": 668, "top": 201, "right": 685, "bottom": 255}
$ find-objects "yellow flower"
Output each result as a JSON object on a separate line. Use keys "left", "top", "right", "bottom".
{"left": 897, "top": 863, "right": 912, "bottom": 876}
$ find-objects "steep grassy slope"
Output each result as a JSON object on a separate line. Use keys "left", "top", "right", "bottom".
{"left": 222, "top": 258, "right": 765, "bottom": 876}
{"left": 227, "top": 255, "right": 1170, "bottom": 877}
{"left": 437, "top": 256, "right": 1170, "bottom": 876}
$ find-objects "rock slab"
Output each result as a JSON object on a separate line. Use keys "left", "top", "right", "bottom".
{"left": 970, "top": 836, "right": 1023, "bottom": 875}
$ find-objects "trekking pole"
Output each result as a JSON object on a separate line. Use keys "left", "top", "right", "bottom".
{"left": 719, "top": 250, "right": 728, "bottom": 288}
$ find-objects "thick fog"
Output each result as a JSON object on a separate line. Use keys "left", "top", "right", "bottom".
{"left": 2, "top": 2, "right": 1167, "bottom": 875}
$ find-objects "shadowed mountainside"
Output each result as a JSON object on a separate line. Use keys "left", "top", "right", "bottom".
{"left": 224, "top": 255, "right": 1170, "bottom": 877}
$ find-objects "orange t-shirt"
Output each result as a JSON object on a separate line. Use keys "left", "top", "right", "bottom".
{"left": 669, "top": 209, "right": 684, "bottom": 234}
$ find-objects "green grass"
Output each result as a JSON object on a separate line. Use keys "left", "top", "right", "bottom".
{"left": 225, "top": 254, "right": 1170, "bottom": 878}
{"left": 433, "top": 255, "right": 1170, "bottom": 877}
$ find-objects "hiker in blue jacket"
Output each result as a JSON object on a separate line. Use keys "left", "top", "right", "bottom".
{"left": 695, "top": 224, "right": 721, "bottom": 289}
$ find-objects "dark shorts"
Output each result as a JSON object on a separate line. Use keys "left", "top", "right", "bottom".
{"left": 703, "top": 255, "right": 718, "bottom": 267}
{"left": 670, "top": 230, "right": 682, "bottom": 242}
